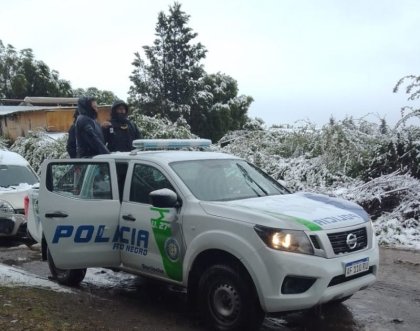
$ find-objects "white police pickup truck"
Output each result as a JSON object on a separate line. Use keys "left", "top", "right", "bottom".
{"left": 28, "top": 139, "right": 379, "bottom": 331}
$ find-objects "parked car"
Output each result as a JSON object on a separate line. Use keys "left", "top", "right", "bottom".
{"left": 0, "top": 150, "right": 39, "bottom": 238}
{"left": 27, "top": 139, "right": 379, "bottom": 331}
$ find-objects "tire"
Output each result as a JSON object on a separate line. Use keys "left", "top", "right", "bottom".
{"left": 198, "top": 264, "right": 264, "bottom": 331}
{"left": 47, "top": 249, "right": 86, "bottom": 286}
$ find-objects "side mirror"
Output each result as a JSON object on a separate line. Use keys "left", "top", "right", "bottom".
{"left": 149, "top": 188, "right": 179, "bottom": 208}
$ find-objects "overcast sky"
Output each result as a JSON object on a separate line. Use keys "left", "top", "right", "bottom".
{"left": 1, "top": 0, "right": 419, "bottom": 127}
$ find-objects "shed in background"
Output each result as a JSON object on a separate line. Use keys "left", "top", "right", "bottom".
{"left": 0, "top": 97, "right": 111, "bottom": 141}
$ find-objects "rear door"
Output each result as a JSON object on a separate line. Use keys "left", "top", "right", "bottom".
{"left": 39, "top": 159, "right": 121, "bottom": 269}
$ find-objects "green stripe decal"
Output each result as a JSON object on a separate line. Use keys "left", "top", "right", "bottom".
{"left": 231, "top": 204, "right": 322, "bottom": 231}
{"left": 259, "top": 209, "right": 322, "bottom": 231}
{"left": 150, "top": 207, "right": 183, "bottom": 281}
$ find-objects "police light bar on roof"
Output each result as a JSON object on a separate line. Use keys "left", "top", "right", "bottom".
{"left": 132, "top": 139, "right": 212, "bottom": 151}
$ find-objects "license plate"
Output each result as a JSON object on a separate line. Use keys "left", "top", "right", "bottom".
{"left": 345, "top": 258, "right": 369, "bottom": 277}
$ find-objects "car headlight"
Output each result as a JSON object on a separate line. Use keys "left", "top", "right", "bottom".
{"left": 254, "top": 225, "right": 314, "bottom": 255}
{"left": 0, "top": 199, "right": 15, "bottom": 214}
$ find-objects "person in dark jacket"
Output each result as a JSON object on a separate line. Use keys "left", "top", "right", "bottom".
{"left": 102, "top": 100, "right": 141, "bottom": 152}
{"left": 66, "top": 109, "right": 79, "bottom": 158}
{"left": 75, "top": 96, "right": 110, "bottom": 158}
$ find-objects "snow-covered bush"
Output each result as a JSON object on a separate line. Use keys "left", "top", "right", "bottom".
{"left": 221, "top": 117, "right": 420, "bottom": 181}
{"left": 367, "top": 125, "right": 420, "bottom": 180}
{"left": 130, "top": 112, "right": 197, "bottom": 139}
{"left": 327, "top": 172, "right": 420, "bottom": 249}
{"left": 220, "top": 119, "right": 375, "bottom": 187}
{"left": 10, "top": 130, "right": 68, "bottom": 173}
{"left": 0, "top": 136, "right": 8, "bottom": 149}
{"left": 7, "top": 115, "right": 197, "bottom": 173}
{"left": 5, "top": 115, "right": 419, "bottom": 248}
{"left": 220, "top": 117, "right": 420, "bottom": 248}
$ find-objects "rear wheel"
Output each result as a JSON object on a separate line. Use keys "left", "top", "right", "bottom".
{"left": 47, "top": 249, "right": 86, "bottom": 286}
{"left": 198, "top": 264, "right": 264, "bottom": 331}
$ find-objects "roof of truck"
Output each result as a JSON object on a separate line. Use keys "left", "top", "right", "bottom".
{"left": 94, "top": 150, "right": 240, "bottom": 163}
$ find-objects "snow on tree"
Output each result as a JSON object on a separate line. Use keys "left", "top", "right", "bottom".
{"left": 190, "top": 73, "right": 253, "bottom": 142}
{"left": 0, "top": 136, "right": 8, "bottom": 149}
{"left": 220, "top": 117, "right": 420, "bottom": 249}
{"left": 128, "top": 3, "right": 252, "bottom": 142}
{"left": 10, "top": 130, "right": 67, "bottom": 173}
{"left": 72, "top": 87, "right": 119, "bottom": 105}
{"left": 129, "top": 2, "right": 206, "bottom": 122}
{"left": 129, "top": 112, "right": 197, "bottom": 139}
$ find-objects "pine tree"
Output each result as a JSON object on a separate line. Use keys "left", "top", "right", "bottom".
{"left": 128, "top": 2, "right": 253, "bottom": 142}
{"left": 129, "top": 2, "right": 207, "bottom": 122}
{"left": 190, "top": 73, "right": 253, "bottom": 141}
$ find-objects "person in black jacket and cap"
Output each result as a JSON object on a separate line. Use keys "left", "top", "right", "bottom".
{"left": 66, "top": 109, "right": 79, "bottom": 158}
{"left": 75, "top": 96, "right": 110, "bottom": 158}
{"left": 102, "top": 100, "right": 141, "bottom": 152}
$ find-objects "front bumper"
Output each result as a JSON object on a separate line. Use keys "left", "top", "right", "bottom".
{"left": 0, "top": 213, "right": 26, "bottom": 237}
{"left": 258, "top": 243, "right": 379, "bottom": 313}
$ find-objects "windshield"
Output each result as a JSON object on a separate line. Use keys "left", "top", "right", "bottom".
{"left": 0, "top": 165, "right": 39, "bottom": 188}
{"left": 170, "top": 159, "right": 289, "bottom": 201}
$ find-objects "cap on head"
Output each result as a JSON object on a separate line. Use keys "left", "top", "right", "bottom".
{"left": 111, "top": 100, "right": 128, "bottom": 112}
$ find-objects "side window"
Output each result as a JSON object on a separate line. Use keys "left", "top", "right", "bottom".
{"left": 129, "top": 164, "right": 174, "bottom": 204}
{"left": 47, "top": 163, "right": 112, "bottom": 200}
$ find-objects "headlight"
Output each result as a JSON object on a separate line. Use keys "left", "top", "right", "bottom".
{"left": 254, "top": 225, "right": 314, "bottom": 255}
{"left": 0, "top": 199, "right": 15, "bottom": 214}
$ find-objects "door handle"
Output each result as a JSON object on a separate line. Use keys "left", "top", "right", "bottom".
{"left": 45, "top": 211, "right": 68, "bottom": 218}
{"left": 122, "top": 214, "right": 136, "bottom": 222}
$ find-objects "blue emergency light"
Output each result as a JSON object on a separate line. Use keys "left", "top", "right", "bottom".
{"left": 132, "top": 139, "right": 212, "bottom": 151}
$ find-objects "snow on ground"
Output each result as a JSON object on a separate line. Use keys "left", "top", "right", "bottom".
{"left": 0, "top": 264, "right": 137, "bottom": 293}
{"left": 83, "top": 268, "right": 137, "bottom": 288}
{"left": 0, "top": 264, "right": 72, "bottom": 293}
{"left": 0, "top": 243, "right": 136, "bottom": 292}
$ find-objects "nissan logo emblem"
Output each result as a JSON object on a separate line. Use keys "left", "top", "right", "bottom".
{"left": 346, "top": 233, "right": 358, "bottom": 249}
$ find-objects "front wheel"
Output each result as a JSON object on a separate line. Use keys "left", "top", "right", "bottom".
{"left": 198, "top": 264, "right": 264, "bottom": 331}
{"left": 47, "top": 249, "right": 86, "bottom": 286}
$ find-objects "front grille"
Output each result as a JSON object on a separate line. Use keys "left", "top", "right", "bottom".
{"left": 328, "top": 266, "right": 374, "bottom": 287}
{"left": 327, "top": 227, "right": 367, "bottom": 254}
{"left": 15, "top": 209, "right": 25, "bottom": 215}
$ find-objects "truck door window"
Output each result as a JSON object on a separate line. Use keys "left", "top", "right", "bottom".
{"left": 47, "top": 163, "right": 112, "bottom": 200}
{"left": 129, "top": 164, "right": 174, "bottom": 204}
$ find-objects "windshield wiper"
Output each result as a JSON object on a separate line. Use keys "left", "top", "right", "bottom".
{"left": 236, "top": 164, "right": 268, "bottom": 196}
